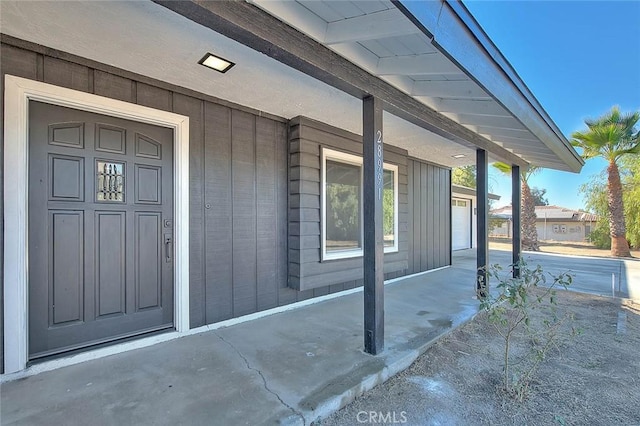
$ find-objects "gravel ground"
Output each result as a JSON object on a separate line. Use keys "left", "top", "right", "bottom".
{"left": 315, "top": 290, "right": 640, "bottom": 425}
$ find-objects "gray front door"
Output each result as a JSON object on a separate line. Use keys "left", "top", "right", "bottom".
{"left": 28, "top": 101, "right": 174, "bottom": 360}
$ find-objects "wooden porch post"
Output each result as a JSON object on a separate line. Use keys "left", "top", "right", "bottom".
{"left": 512, "top": 165, "right": 521, "bottom": 278}
{"left": 476, "top": 149, "right": 489, "bottom": 298}
{"left": 363, "top": 95, "right": 384, "bottom": 355}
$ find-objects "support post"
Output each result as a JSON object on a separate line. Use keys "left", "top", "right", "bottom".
{"left": 512, "top": 165, "right": 521, "bottom": 278}
{"left": 363, "top": 95, "right": 384, "bottom": 355}
{"left": 476, "top": 149, "right": 489, "bottom": 298}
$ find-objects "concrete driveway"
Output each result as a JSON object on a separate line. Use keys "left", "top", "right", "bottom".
{"left": 455, "top": 248, "right": 640, "bottom": 301}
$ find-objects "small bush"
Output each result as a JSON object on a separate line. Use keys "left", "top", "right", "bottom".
{"left": 480, "top": 261, "right": 576, "bottom": 401}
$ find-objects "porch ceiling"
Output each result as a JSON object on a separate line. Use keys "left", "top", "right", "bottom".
{"left": 249, "top": 0, "right": 583, "bottom": 173}
{"left": 0, "top": 1, "right": 582, "bottom": 172}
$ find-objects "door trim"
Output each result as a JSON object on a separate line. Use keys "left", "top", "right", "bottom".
{"left": 3, "top": 75, "right": 190, "bottom": 374}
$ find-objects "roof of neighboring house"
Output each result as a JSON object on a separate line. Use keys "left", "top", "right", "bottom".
{"left": 491, "top": 205, "right": 599, "bottom": 222}
{"left": 452, "top": 184, "right": 500, "bottom": 200}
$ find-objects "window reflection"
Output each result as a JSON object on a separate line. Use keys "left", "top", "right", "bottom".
{"left": 325, "top": 160, "right": 361, "bottom": 252}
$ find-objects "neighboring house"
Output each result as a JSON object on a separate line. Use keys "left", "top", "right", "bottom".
{"left": 1, "top": 1, "right": 583, "bottom": 375}
{"left": 491, "top": 205, "right": 598, "bottom": 242}
{"left": 452, "top": 185, "right": 500, "bottom": 250}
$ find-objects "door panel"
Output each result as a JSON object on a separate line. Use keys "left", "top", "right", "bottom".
{"left": 49, "top": 210, "right": 84, "bottom": 325}
{"left": 136, "top": 212, "right": 162, "bottom": 310}
{"left": 28, "top": 101, "right": 174, "bottom": 359}
{"left": 95, "top": 211, "right": 126, "bottom": 317}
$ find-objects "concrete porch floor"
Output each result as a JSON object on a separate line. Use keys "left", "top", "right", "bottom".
{"left": 2, "top": 253, "right": 482, "bottom": 425}
{"left": 3, "top": 248, "right": 636, "bottom": 425}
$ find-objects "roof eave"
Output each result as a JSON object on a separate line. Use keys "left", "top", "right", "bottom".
{"left": 395, "top": 0, "right": 584, "bottom": 173}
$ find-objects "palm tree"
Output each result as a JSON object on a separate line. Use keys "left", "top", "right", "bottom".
{"left": 493, "top": 163, "right": 541, "bottom": 251}
{"left": 571, "top": 106, "right": 640, "bottom": 257}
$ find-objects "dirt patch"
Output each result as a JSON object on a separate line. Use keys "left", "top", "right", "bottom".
{"left": 489, "top": 238, "right": 640, "bottom": 259}
{"left": 316, "top": 291, "right": 640, "bottom": 425}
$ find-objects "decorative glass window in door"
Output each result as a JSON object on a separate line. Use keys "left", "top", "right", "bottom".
{"left": 97, "top": 161, "right": 124, "bottom": 201}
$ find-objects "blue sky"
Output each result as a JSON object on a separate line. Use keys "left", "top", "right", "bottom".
{"left": 463, "top": 0, "right": 640, "bottom": 210}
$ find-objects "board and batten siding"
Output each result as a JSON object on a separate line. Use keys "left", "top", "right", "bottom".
{"left": 1, "top": 38, "right": 456, "bottom": 373}
{"left": 288, "top": 117, "right": 410, "bottom": 291}
{"left": 407, "top": 158, "right": 452, "bottom": 274}
{"left": 0, "top": 39, "right": 350, "bottom": 366}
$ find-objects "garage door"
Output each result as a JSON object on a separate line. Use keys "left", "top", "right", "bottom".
{"left": 28, "top": 101, "right": 175, "bottom": 360}
{"left": 452, "top": 198, "right": 471, "bottom": 251}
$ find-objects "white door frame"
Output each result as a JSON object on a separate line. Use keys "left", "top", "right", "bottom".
{"left": 3, "top": 75, "right": 190, "bottom": 374}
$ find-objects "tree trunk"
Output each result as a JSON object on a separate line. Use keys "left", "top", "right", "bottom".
{"left": 521, "top": 181, "right": 539, "bottom": 251}
{"left": 607, "top": 161, "right": 631, "bottom": 257}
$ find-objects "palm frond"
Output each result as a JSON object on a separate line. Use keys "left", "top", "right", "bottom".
{"left": 571, "top": 106, "right": 640, "bottom": 163}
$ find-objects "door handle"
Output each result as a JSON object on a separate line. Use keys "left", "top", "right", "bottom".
{"left": 164, "top": 234, "right": 172, "bottom": 263}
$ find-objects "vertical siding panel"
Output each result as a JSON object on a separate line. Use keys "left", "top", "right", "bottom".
{"left": 256, "top": 117, "right": 278, "bottom": 310}
{"left": 313, "top": 286, "right": 329, "bottom": 297}
{"left": 329, "top": 283, "right": 345, "bottom": 293}
{"left": 93, "top": 70, "right": 133, "bottom": 102}
{"left": 297, "top": 289, "right": 314, "bottom": 301}
{"left": 407, "top": 160, "right": 414, "bottom": 274}
{"left": 232, "top": 110, "right": 257, "bottom": 316}
{"left": 1, "top": 45, "right": 38, "bottom": 80}
{"left": 444, "top": 170, "right": 449, "bottom": 265}
{"left": 173, "top": 93, "right": 206, "bottom": 328}
{"left": 445, "top": 170, "right": 452, "bottom": 265}
{"left": 1, "top": 44, "right": 39, "bottom": 374}
{"left": 43, "top": 57, "right": 90, "bottom": 92}
{"left": 136, "top": 83, "right": 172, "bottom": 111}
{"left": 427, "top": 165, "right": 435, "bottom": 270}
{"left": 433, "top": 167, "right": 441, "bottom": 267}
{"left": 420, "top": 163, "right": 428, "bottom": 271}
{"left": 204, "top": 103, "right": 233, "bottom": 322}
{"left": 413, "top": 161, "right": 421, "bottom": 273}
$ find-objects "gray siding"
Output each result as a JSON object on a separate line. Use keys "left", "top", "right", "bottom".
{"left": 1, "top": 38, "right": 454, "bottom": 372}
{"left": 407, "top": 158, "right": 452, "bottom": 274}
{"left": 288, "top": 117, "right": 409, "bottom": 291}
{"left": 0, "top": 42, "right": 282, "bottom": 336}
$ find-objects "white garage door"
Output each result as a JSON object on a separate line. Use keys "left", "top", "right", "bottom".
{"left": 452, "top": 198, "right": 471, "bottom": 251}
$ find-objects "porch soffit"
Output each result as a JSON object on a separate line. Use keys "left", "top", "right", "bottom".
{"left": 1, "top": 1, "right": 579, "bottom": 171}
{"left": 246, "top": 0, "right": 583, "bottom": 172}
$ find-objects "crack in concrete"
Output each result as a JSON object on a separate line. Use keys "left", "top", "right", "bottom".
{"left": 215, "top": 332, "right": 306, "bottom": 426}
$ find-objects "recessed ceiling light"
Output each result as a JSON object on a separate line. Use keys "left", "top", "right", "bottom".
{"left": 198, "top": 53, "right": 235, "bottom": 73}
{"left": 452, "top": 154, "right": 466, "bottom": 159}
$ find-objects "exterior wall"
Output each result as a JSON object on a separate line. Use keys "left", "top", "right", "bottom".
{"left": 407, "top": 159, "right": 452, "bottom": 274}
{"left": 1, "top": 39, "right": 455, "bottom": 371}
{"left": 0, "top": 41, "right": 335, "bottom": 353}
{"left": 491, "top": 220, "right": 591, "bottom": 242}
{"left": 536, "top": 221, "right": 588, "bottom": 242}
{"left": 288, "top": 117, "right": 409, "bottom": 291}
{"left": 491, "top": 220, "right": 511, "bottom": 238}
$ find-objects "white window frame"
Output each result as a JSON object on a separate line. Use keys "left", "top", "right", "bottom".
{"left": 383, "top": 163, "right": 399, "bottom": 254}
{"left": 321, "top": 147, "right": 398, "bottom": 261}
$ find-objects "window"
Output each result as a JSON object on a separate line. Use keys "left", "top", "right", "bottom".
{"left": 96, "top": 160, "right": 125, "bottom": 202}
{"left": 322, "top": 148, "right": 398, "bottom": 260}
